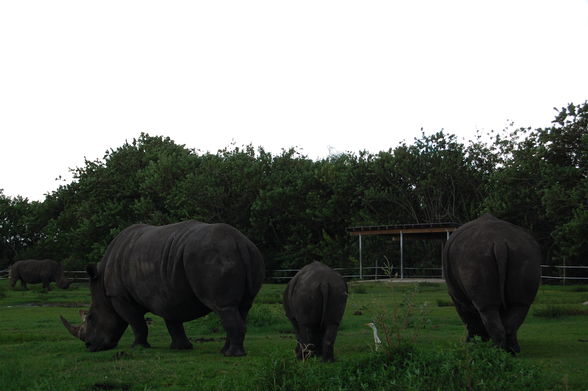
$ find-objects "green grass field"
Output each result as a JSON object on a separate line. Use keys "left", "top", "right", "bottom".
{"left": 0, "top": 280, "right": 586, "bottom": 390}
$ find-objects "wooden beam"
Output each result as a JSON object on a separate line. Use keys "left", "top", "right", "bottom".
{"left": 348, "top": 226, "right": 458, "bottom": 236}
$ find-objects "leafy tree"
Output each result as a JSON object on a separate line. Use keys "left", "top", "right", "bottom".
{"left": 3, "top": 102, "right": 586, "bottom": 273}
{"left": 484, "top": 101, "right": 588, "bottom": 265}
{"left": 358, "top": 131, "right": 489, "bottom": 225}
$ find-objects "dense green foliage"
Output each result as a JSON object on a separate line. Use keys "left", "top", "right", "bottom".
{"left": 254, "top": 343, "right": 549, "bottom": 391}
{"left": 1, "top": 281, "right": 587, "bottom": 390}
{"left": 1, "top": 102, "right": 587, "bottom": 270}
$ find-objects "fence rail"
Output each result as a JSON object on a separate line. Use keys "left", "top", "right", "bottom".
{"left": 1, "top": 265, "right": 587, "bottom": 284}
{"left": 0, "top": 269, "right": 89, "bottom": 282}
{"left": 271, "top": 266, "right": 444, "bottom": 281}
{"left": 539, "top": 264, "right": 588, "bottom": 284}
{"left": 270, "top": 264, "right": 588, "bottom": 283}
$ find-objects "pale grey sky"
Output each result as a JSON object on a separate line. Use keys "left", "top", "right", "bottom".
{"left": 1, "top": 0, "right": 588, "bottom": 201}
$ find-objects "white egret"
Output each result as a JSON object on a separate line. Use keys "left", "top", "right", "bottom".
{"left": 365, "top": 322, "right": 382, "bottom": 351}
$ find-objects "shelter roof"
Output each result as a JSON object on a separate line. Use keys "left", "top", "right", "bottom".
{"left": 347, "top": 222, "right": 461, "bottom": 240}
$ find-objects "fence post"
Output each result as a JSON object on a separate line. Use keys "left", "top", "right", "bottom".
{"left": 400, "top": 231, "right": 404, "bottom": 279}
{"left": 359, "top": 234, "right": 363, "bottom": 280}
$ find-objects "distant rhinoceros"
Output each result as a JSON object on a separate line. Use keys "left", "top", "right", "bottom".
{"left": 442, "top": 214, "right": 541, "bottom": 354}
{"left": 10, "top": 259, "right": 72, "bottom": 291}
{"left": 61, "top": 221, "right": 265, "bottom": 355}
{"left": 283, "top": 261, "right": 348, "bottom": 362}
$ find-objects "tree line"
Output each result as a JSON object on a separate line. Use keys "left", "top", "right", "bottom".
{"left": 1, "top": 102, "right": 586, "bottom": 274}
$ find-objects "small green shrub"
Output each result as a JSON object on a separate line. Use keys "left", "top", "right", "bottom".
{"left": 417, "top": 282, "right": 442, "bottom": 289}
{"left": 255, "top": 291, "right": 283, "bottom": 304}
{"left": 436, "top": 299, "right": 454, "bottom": 307}
{"left": 193, "top": 312, "right": 223, "bottom": 334}
{"left": 373, "top": 284, "right": 432, "bottom": 351}
{"left": 533, "top": 305, "right": 588, "bottom": 318}
{"left": 351, "top": 285, "right": 368, "bottom": 294}
{"left": 247, "top": 304, "right": 284, "bottom": 328}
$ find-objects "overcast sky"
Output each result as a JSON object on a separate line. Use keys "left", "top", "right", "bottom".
{"left": 1, "top": 0, "right": 587, "bottom": 201}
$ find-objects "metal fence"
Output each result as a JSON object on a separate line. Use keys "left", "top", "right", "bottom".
{"left": 63, "top": 270, "right": 92, "bottom": 282}
{"left": 540, "top": 265, "right": 588, "bottom": 284}
{"left": 270, "top": 264, "right": 588, "bottom": 283}
{"left": 2, "top": 265, "right": 587, "bottom": 284}
{"left": 0, "top": 269, "right": 89, "bottom": 282}
{"left": 270, "top": 266, "right": 443, "bottom": 281}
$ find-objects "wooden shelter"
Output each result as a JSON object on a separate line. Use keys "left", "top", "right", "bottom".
{"left": 347, "top": 222, "right": 461, "bottom": 279}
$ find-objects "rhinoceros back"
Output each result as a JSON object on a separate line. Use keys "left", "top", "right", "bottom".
{"left": 444, "top": 214, "right": 541, "bottom": 308}
{"left": 99, "top": 221, "right": 264, "bottom": 313}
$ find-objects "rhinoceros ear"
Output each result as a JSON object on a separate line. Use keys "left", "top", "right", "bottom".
{"left": 86, "top": 263, "right": 98, "bottom": 281}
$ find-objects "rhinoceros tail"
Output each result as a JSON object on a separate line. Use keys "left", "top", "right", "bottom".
{"left": 493, "top": 240, "right": 509, "bottom": 310}
{"left": 238, "top": 240, "right": 265, "bottom": 298}
{"left": 320, "top": 282, "right": 329, "bottom": 327}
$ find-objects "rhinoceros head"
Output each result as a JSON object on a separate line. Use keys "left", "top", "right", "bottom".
{"left": 61, "top": 263, "right": 127, "bottom": 352}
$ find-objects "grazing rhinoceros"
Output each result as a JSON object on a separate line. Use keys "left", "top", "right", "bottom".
{"left": 61, "top": 221, "right": 265, "bottom": 355}
{"left": 283, "top": 261, "right": 348, "bottom": 362}
{"left": 442, "top": 214, "right": 541, "bottom": 354}
{"left": 10, "top": 259, "right": 72, "bottom": 291}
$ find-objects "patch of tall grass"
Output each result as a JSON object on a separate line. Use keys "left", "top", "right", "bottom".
{"left": 350, "top": 285, "right": 368, "bottom": 294}
{"left": 570, "top": 286, "right": 588, "bottom": 292}
{"left": 417, "top": 281, "right": 442, "bottom": 290}
{"left": 247, "top": 304, "right": 287, "bottom": 328}
{"left": 0, "top": 359, "right": 78, "bottom": 391}
{"left": 533, "top": 305, "right": 588, "bottom": 318}
{"left": 436, "top": 299, "right": 454, "bottom": 307}
{"left": 250, "top": 342, "right": 552, "bottom": 391}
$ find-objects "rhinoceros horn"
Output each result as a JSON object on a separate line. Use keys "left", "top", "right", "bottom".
{"left": 60, "top": 315, "right": 86, "bottom": 341}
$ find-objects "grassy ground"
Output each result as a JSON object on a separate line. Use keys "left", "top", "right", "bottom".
{"left": 0, "top": 280, "right": 586, "bottom": 390}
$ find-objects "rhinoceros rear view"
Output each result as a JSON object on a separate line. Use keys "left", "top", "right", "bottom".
{"left": 442, "top": 214, "right": 541, "bottom": 354}
{"left": 61, "top": 221, "right": 265, "bottom": 356}
{"left": 283, "top": 261, "right": 348, "bottom": 362}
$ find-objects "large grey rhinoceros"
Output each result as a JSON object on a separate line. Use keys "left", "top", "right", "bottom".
{"left": 442, "top": 214, "right": 541, "bottom": 354}
{"left": 61, "top": 221, "right": 265, "bottom": 355}
{"left": 283, "top": 261, "right": 348, "bottom": 362}
{"left": 10, "top": 259, "right": 72, "bottom": 291}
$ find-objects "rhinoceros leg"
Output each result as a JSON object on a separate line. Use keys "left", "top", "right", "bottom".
{"left": 321, "top": 324, "right": 339, "bottom": 362}
{"left": 502, "top": 305, "right": 530, "bottom": 354}
{"left": 295, "top": 324, "right": 320, "bottom": 359}
{"left": 218, "top": 307, "right": 246, "bottom": 356}
{"left": 129, "top": 319, "right": 150, "bottom": 348}
{"left": 478, "top": 308, "right": 506, "bottom": 349}
{"left": 111, "top": 298, "right": 150, "bottom": 348}
{"left": 450, "top": 292, "right": 490, "bottom": 341}
{"left": 289, "top": 319, "right": 303, "bottom": 359}
{"left": 164, "top": 320, "right": 193, "bottom": 350}
{"left": 453, "top": 303, "right": 489, "bottom": 341}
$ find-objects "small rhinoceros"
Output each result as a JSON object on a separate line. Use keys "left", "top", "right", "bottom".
{"left": 283, "top": 261, "right": 348, "bottom": 362}
{"left": 442, "top": 214, "right": 541, "bottom": 354}
{"left": 10, "top": 259, "right": 72, "bottom": 291}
